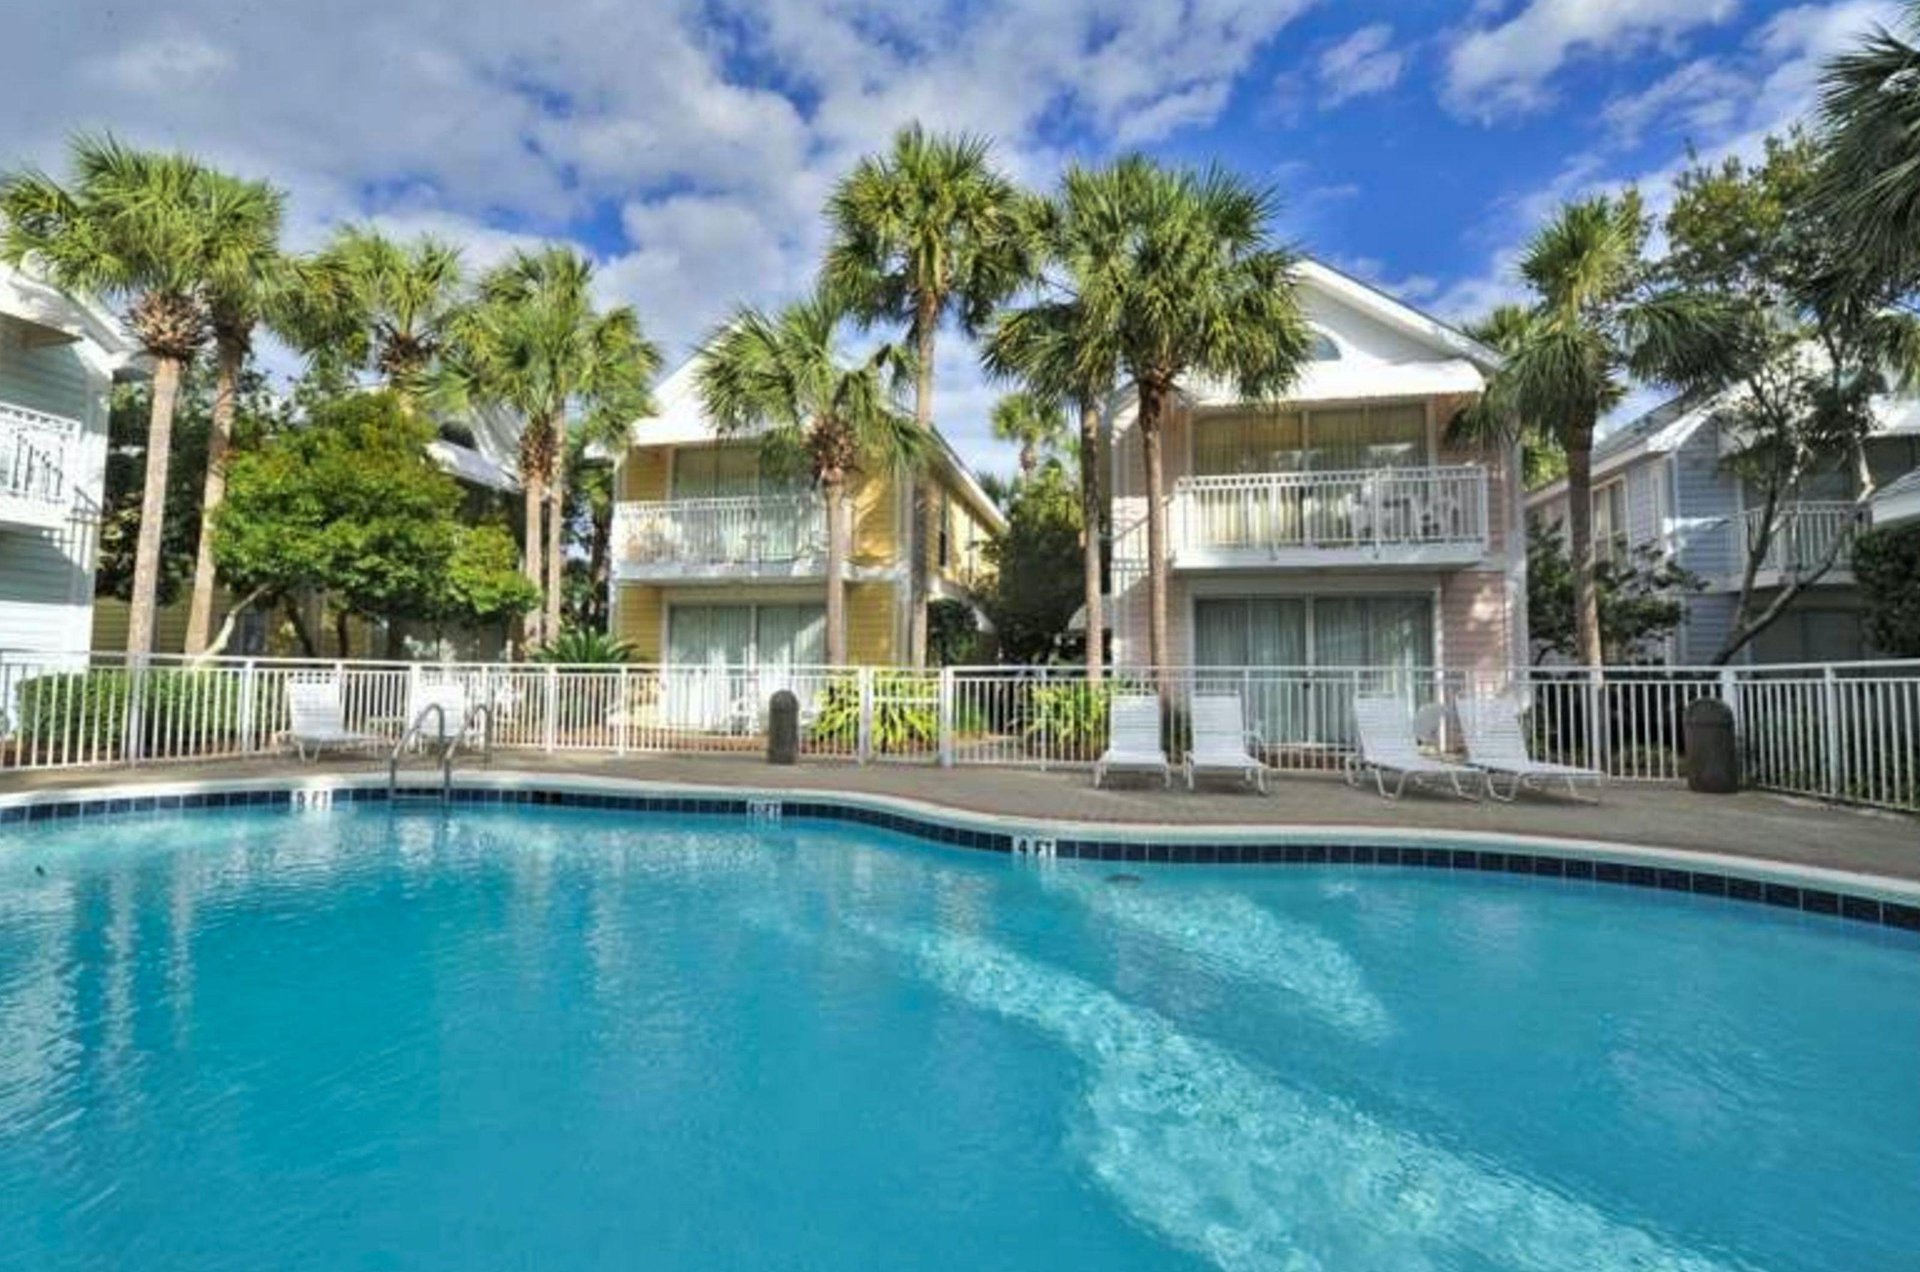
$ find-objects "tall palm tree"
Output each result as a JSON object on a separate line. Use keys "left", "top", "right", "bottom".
{"left": 696, "top": 293, "right": 924, "bottom": 665}
{"left": 1813, "top": 3, "right": 1920, "bottom": 293}
{"left": 305, "top": 227, "right": 465, "bottom": 405}
{"left": 183, "top": 174, "right": 290, "bottom": 655}
{"left": 823, "top": 123, "right": 1030, "bottom": 667}
{"left": 1, "top": 136, "right": 228, "bottom": 657}
{"left": 989, "top": 391, "right": 1066, "bottom": 477}
{"left": 1455, "top": 194, "right": 1726, "bottom": 665}
{"left": 438, "top": 246, "right": 657, "bottom": 648}
{"left": 1055, "top": 156, "right": 1312, "bottom": 682}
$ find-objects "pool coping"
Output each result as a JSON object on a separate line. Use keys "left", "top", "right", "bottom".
{"left": 3, "top": 769, "right": 1918, "bottom": 933}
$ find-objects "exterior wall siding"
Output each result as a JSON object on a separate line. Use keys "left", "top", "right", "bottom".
{"left": 846, "top": 581, "right": 896, "bottom": 664}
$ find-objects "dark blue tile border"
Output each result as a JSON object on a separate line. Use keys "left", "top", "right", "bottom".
{"left": 3, "top": 781, "right": 1916, "bottom": 937}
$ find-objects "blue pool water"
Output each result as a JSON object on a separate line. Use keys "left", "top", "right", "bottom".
{"left": 1, "top": 806, "right": 1916, "bottom": 1271}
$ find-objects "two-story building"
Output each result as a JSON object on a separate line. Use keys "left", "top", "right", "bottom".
{"left": 1526, "top": 393, "right": 1920, "bottom": 664}
{"left": 607, "top": 355, "right": 1005, "bottom": 669}
{"left": 1107, "top": 261, "right": 1523, "bottom": 693}
{"left": 0, "top": 263, "right": 139, "bottom": 656}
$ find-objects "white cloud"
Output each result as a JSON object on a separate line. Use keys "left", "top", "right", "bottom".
{"left": 1599, "top": 59, "right": 1747, "bottom": 147}
{"left": 1318, "top": 24, "right": 1407, "bottom": 108}
{"left": 1445, "top": 0, "right": 1740, "bottom": 119}
{"left": 84, "top": 34, "right": 233, "bottom": 94}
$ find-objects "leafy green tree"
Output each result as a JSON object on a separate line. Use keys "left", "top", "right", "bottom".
{"left": 824, "top": 123, "right": 1030, "bottom": 667}
{"left": 983, "top": 461, "right": 1085, "bottom": 663}
{"left": 214, "top": 391, "right": 533, "bottom": 656}
{"left": 990, "top": 390, "right": 1066, "bottom": 477}
{"left": 696, "top": 292, "right": 924, "bottom": 665}
{"left": 1526, "top": 519, "right": 1701, "bottom": 664}
{"left": 2, "top": 136, "right": 246, "bottom": 655}
{"left": 438, "top": 245, "right": 658, "bottom": 648}
{"left": 1454, "top": 193, "right": 1727, "bottom": 665}
{"left": 926, "top": 599, "right": 982, "bottom": 666}
{"left": 1853, "top": 523, "right": 1920, "bottom": 656}
{"left": 1660, "top": 132, "right": 1920, "bottom": 662}
{"left": 1055, "top": 156, "right": 1312, "bottom": 681}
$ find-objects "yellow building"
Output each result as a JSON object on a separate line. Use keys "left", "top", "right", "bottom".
{"left": 608, "top": 356, "right": 1004, "bottom": 667}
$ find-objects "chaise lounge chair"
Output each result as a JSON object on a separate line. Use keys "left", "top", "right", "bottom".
{"left": 1455, "top": 694, "right": 1602, "bottom": 802}
{"left": 285, "top": 679, "right": 382, "bottom": 761}
{"left": 1347, "top": 694, "right": 1479, "bottom": 799}
{"left": 1093, "top": 694, "right": 1171, "bottom": 788}
{"left": 1184, "top": 692, "right": 1266, "bottom": 792}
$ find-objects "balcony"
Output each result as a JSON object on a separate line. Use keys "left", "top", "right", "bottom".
{"left": 1172, "top": 465, "right": 1490, "bottom": 569}
{"left": 612, "top": 494, "right": 829, "bottom": 582}
{"left": 0, "top": 400, "right": 78, "bottom": 530}
{"left": 1721, "top": 502, "right": 1866, "bottom": 584}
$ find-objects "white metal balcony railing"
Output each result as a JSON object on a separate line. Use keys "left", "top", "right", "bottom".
{"left": 0, "top": 399, "right": 77, "bottom": 513}
{"left": 1174, "top": 465, "right": 1489, "bottom": 557}
{"left": 613, "top": 494, "right": 827, "bottom": 570}
{"left": 1726, "top": 503, "right": 1865, "bottom": 577}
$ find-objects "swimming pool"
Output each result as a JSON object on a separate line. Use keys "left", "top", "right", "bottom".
{"left": 1, "top": 796, "right": 1916, "bottom": 1270}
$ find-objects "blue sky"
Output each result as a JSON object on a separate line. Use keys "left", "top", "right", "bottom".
{"left": 0, "top": 0, "right": 1902, "bottom": 475}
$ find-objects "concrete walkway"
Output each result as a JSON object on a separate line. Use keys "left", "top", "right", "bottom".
{"left": 3, "top": 752, "right": 1916, "bottom": 885}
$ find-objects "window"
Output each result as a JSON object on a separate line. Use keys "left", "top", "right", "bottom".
{"left": 1192, "top": 402, "right": 1428, "bottom": 476}
{"left": 667, "top": 603, "right": 826, "bottom": 667}
{"left": 1309, "top": 331, "right": 1341, "bottom": 360}
{"left": 1592, "top": 479, "right": 1628, "bottom": 566}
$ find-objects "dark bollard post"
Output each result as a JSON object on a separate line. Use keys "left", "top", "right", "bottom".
{"left": 1684, "top": 698, "right": 1738, "bottom": 794}
{"left": 767, "top": 689, "right": 800, "bottom": 765}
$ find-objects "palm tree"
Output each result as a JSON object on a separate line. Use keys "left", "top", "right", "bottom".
{"left": 305, "top": 227, "right": 465, "bottom": 405}
{"left": 438, "top": 246, "right": 657, "bottom": 648}
{"left": 1054, "top": 156, "right": 1312, "bottom": 682}
{"left": 696, "top": 293, "right": 924, "bottom": 665}
{"left": 989, "top": 391, "right": 1066, "bottom": 477}
{"left": 1455, "top": 194, "right": 1726, "bottom": 665}
{"left": 183, "top": 173, "right": 290, "bottom": 655}
{"left": 1813, "top": 3, "right": 1920, "bottom": 293}
{"left": 1, "top": 137, "right": 229, "bottom": 657}
{"left": 823, "top": 123, "right": 1030, "bottom": 667}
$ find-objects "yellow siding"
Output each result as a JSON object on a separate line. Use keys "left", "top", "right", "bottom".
{"left": 618, "top": 447, "right": 670, "bottom": 502}
{"left": 846, "top": 582, "right": 897, "bottom": 665}
{"left": 930, "top": 473, "right": 995, "bottom": 590}
{"left": 613, "top": 584, "right": 664, "bottom": 660}
{"left": 852, "top": 472, "right": 897, "bottom": 563}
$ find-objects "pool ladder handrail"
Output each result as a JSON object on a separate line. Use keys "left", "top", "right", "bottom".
{"left": 387, "top": 702, "right": 493, "bottom": 803}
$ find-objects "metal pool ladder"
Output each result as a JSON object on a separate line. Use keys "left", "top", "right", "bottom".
{"left": 387, "top": 703, "right": 493, "bottom": 805}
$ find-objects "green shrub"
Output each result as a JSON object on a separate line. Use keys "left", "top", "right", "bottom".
{"left": 1023, "top": 680, "right": 1112, "bottom": 760}
{"left": 12, "top": 667, "right": 262, "bottom": 760}
{"left": 536, "top": 628, "right": 635, "bottom": 665}
{"left": 809, "top": 671, "right": 939, "bottom": 754}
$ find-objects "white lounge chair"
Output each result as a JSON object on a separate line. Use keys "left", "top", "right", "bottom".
{"left": 1184, "top": 692, "right": 1266, "bottom": 792}
{"left": 406, "top": 682, "right": 470, "bottom": 747}
{"left": 1347, "top": 694, "right": 1479, "bottom": 799}
{"left": 284, "top": 679, "right": 381, "bottom": 761}
{"left": 1093, "top": 694, "right": 1171, "bottom": 788}
{"left": 1456, "top": 695, "right": 1602, "bottom": 802}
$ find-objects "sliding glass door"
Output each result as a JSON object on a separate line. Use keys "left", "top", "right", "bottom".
{"left": 665, "top": 602, "right": 828, "bottom": 727}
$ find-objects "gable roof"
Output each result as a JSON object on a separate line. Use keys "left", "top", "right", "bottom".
{"left": 1295, "top": 258, "right": 1504, "bottom": 372}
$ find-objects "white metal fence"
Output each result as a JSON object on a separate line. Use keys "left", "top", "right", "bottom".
{"left": 1, "top": 652, "right": 1915, "bottom": 812}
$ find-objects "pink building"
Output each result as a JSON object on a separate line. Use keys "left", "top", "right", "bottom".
{"left": 1107, "top": 260, "right": 1524, "bottom": 679}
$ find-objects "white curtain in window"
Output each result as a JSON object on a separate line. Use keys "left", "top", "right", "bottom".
{"left": 667, "top": 604, "right": 754, "bottom": 728}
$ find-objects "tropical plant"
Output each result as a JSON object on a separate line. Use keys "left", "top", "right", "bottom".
{"left": 438, "top": 245, "right": 658, "bottom": 649}
{"left": 696, "top": 291, "right": 925, "bottom": 665}
{"left": 1813, "top": 3, "right": 1920, "bottom": 296}
{"left": 534, "top": 627, "right": 635, "bottom": 664}
{"left": 1023, "top": 679, "right": 1113, "bottom": 760}
{"left": 982, "top": 460, "right": 1084, "bottom": 662}
{"left": 301, "top": 227, "right": 466, "bottom": 402}
{"left": 823, "top": 123, "right": 1030, "bottom": 667}
{"left": 1, "top": 136, "right": 233, "bottom": 656}
{"left": 1853, "top": 522, "right": 1920, "bottom": 656}
{"left": 810, "top": 670, "right": 939, "bottom": 754}
{"left": 1453, "top": 192, "right": 1727, "bottom": 665}
{"left": 1045, "top": 156, "right": 1312, "bottom": 685}
{"left": 1526, "top": 519, "right": 1701, "bottom": 663}
{"left": 989, "top": 390, "right": 1066, "bottom": 476}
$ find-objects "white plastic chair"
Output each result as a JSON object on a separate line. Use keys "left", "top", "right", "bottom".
{"left": 406, "top": 682, "right": 470, "bottom": 747}
{"left": 284, "top": 679, "right": 380, "bottom": 761}
{"left": 1347, "top": 694, "right": 1478, "bottom": 799}
{"left": 1093, "top": 694, "right": 1171, "bottom": 788}
{"left": 1184, "top": 692, "right": 1266, "bottom": 792}
{"left": 1455, "top": 695, "right": 1602, "bottom": 802}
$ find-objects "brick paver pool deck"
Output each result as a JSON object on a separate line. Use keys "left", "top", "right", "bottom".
{"left": 3, "top": 753, "right": 1915, "bottom": 885}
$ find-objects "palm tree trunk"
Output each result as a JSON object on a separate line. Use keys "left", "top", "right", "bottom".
{"left": 824, "top": 476, "right": 848, "bottom": 666}
{"left": 545, "top": 437, "right": 567, "bottom": 643}
{"left": 1565, "top": 417, "right": 1602, "bottom": 665}
{"left": 1079, "top": 397, "right": 1103, "bottom": 683}
{"left": 183, "top": 338, "right": 243, "bottom": 655}
{"left": 1140, "top": 380, "right": 1170, "bottom": 694}
{"left": 587, "top": 501, "right": 611, "bottom": 631}
{"left": 125, "top": 356, "right": 185, "bottom": 658}
{"left": 1020, "top": 441, "right": 1036, "bottom": 477}
{"left": 907, "top": 302, "right": 938, "bottom": 669}
{"left": 522, "top": 471, "right": 546, "bottom": 651}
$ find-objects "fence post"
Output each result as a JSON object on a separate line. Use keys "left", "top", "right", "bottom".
{"left": 1717, "top": 666, "right": 1740, "bottom": 733}
{"left": 240, "top": 659, "right": 259, "bottom": 755}
{"left": 544, "top": 665, "right": 559, "bottom": 753}
{"left": 856, "top": 666, "right": 873, "bottom": 765}
{"left": 1586, "top": 666, "right": 1606, "bottom": 775}
{"left": 1821, "top": 665, "right": 1842, "bottom": 800}
{"left": 123, "top": 655, "right": 148, "bottom": 765}
{"left": 616, "top": 666, "right": 629, "bottom": 757}
{"left": 937, "top": 666, "right": 955, "bottom": 768}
